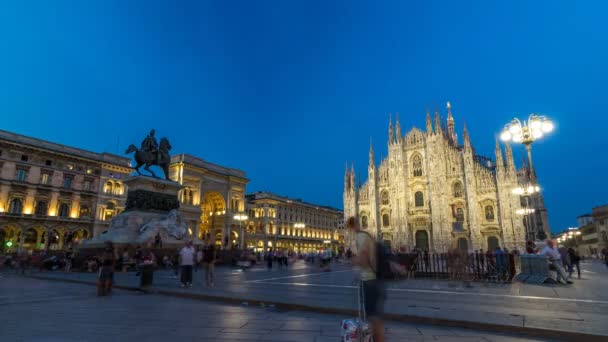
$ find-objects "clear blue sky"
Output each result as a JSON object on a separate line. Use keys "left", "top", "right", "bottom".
{"left": 1, "top": 1, "right": 607, "bottom": 232}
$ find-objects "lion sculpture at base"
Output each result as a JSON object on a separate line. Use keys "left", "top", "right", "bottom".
{"left": 139, "top": 209, "right": 188, "bottom": 241}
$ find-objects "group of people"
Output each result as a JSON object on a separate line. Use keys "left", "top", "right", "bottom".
{"left": 177, "top": 237, "right": 217, "bottom": 288}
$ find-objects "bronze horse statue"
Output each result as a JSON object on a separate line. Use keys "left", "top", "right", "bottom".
{"left": 125, "top": 137, "right": 172, "bottom": 180}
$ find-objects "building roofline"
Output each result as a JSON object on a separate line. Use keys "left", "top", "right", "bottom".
{"left": 171, "top": 153, "right": 248, "bottom": 181}
{"left": 0, "top": 129, "right": 131, "bottom": 166}
{"left": 246, "top": 191, "right": 343, "bottom": 213}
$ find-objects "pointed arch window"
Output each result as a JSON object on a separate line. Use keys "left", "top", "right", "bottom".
{"left": 361, "top": 215, "right": 369, "bottom": 228}
{"left": 456, "top": 208, "right": 465, "bottom": 222}
{"left": 381, "top": 190, "right": 389, "bottom": 205}
{"left": 412, "top": 154, "right": 423, "bottom": 177}
{"left": 453, "top": 182, "right": 464, "bottom": 198}
{"left": 382, "top": 214, "right": 390, "bottom": 227}
{"left": 414, "top": 191, "right": 424, "bottom": 207}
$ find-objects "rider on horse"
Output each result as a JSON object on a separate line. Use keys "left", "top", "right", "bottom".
{"left": 141, "top": 129, "right": 160, "bottom": 165}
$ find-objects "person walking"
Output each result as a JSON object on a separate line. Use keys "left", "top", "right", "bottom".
{"left": 347, "top": 216, "right": 385, "bottom": 342}
{"left": 267, "top": 248, "right": 273, "bottom": 270}
{"left": 179, "top": 241, "right": 195, "bottom": 288}
{"left": 202, "top": 238, "right": 216, "bottom": 287}
{"left": 567, "top": 248, "right": 581, "bottom": 279}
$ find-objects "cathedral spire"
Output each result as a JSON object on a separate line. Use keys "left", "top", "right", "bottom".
{"left": 505, "top": 141, "right": 516, "bottom": 174}
{"left": 426, "top": 107, "right": 433, "bottom": 134}
{"left": 344, "top": 161, "right": 350, "bottom": 191}
{"left": 369, "top": 137, "right": 375, "bottom": 169}
{"left": 495, "top": 137, "right": 504, "bottom": 172}
{"left": 463, "top": 122, "right": 471, "bottom": 149}
{"left": 434, "top": 106, "right": 442, "bottom": 135}
{"left": 446, "top": 101, "right": 456, "bottom": 144}
{"left": 350, "top": 162, "right": 356, "bottom": 190}
{"left": 395, "top": 112, "right": 402, "bottom": 143}
{"left": 388, "top": 113, "right": 394, "bottom": 145}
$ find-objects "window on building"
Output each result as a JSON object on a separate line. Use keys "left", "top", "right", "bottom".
{"left": 16, "top": 169, "right": 27, "bottom": 182}
{"left": 58, "top": 203, "right": 70, "bottom": 218}
{"left": 415, "top": 191, "right": 424, "bottom": 207}
{"left": 104, "top": 181, "right": 113, "bottom": 194}
{"left": 485, "top": 205, "right": 495, "bottom": 221}
{"left": 83, "top": 179, "right": 92, "bottom": 191}
{"left": 453, "top": 182, "right": 464, "bottom": 198}
{"left": 361, "top": 215, "right": 369, "bottom": 228}
{"left": 412, "top": 154, "right": 423, "bottom": 177}
{"left": 382, "top": 214, "right": 390, "bottom": 227}
{"left": 45, "top": 159, "right": 52, "bottom": 166}
{"left": 21, "top": 155, "right": 28, "bottom": 162}
{"left": 9, "top": 198, "right": 23, "bottom": 214}
{"left": 456, "top": 208, "right": 464, "bottom": 222}
{"left": 80, "top": 206, "right": 90, "bottom": 218}
{"left": 63, "top": 176, "right": 73, "bottom": 189}
{"left": 40, "top": 173, "right": 50, "bottom": 185}
{"left": 35, "top": 200, "right": 48, "bottom": 216}
{"left": 381, "top": 190, "right": 389, "bottom": 205}
{"left": 415, "top": 230, "right": 429, "bottom": 251}
{"left": 113, "top": 183, "right": 123, "bottom": 196}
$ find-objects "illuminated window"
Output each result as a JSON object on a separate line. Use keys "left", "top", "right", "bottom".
{"left": 40, "top": 173, "right": 50, "bottom": 185}
{"left": 114, "top": 183, "right": 123, "bottom": 196}
{"left": 80, "top": 206, "right": 90, "bottom": 218}
{"left": 104, "top": 181, "right": 114, "bottom": 194}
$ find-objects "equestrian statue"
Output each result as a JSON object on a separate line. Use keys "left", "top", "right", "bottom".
{"left": 125, "top": 129, "right": 172, "bottom": 180}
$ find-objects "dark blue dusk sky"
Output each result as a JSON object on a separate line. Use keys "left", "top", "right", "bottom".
{"left": 1, "top": 1, "right": 607, "bottom": 232}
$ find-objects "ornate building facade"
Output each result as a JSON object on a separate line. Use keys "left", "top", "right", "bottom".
{"left": 344, "top": 103, "right": 549, "bottom": 252}
{"left": 244, "top": 192, "right": 342, "bottom": 252}
{"left": 0, "top": 130, "right": 131, "bottom": 252}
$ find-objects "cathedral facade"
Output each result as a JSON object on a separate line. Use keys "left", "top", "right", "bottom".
{"left": 344, "top": 103, "right": 546, "bottom": 253}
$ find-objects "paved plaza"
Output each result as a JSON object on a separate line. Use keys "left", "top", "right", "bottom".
{"left": 0, "top": 275, "right": 550, "bottom": 342}
{"left": 17, "top": 259, "right": 608, "bottom": 340}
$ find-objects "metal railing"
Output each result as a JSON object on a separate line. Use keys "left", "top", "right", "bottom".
{"left": 396, "top": 251, "right": 518, "bottom": 283}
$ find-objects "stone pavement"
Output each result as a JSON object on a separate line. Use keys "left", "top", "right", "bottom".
{"left": 0, "top": 276, "right": 547, "bottom": 342}
{"left": 13, "top": 260, "right": 608, "bottom": 340}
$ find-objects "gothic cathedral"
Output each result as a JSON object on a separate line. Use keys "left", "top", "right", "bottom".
{"left": 343, "top": 103, "right": 548, "bottom": 253}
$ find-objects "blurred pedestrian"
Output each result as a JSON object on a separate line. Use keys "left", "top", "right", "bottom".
{"left": 202, "top": 237, "right": 216, "bottom": 287}
{"left": 179, "top": 241, "right": 195, "bottom": 288}
{"left": 567, "top": 248, "right": 581, "bottom": 279}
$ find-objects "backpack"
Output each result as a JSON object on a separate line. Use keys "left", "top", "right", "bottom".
{"left": 360, "top": 231, "right": 393, "bottom": 280}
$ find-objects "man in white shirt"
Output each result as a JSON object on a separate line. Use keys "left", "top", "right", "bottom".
{"left": 347, "top": 216, "right": 385, "bottom": 342}
{"left": 540, "top": 240, "right": 572, "bottom": 284}
{"left": 179, "top": 240, "right": 195, "bottom": 288}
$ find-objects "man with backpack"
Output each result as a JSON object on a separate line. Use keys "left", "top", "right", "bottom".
{"left": 347, "top": 216, "right": 385, "bottom": 342}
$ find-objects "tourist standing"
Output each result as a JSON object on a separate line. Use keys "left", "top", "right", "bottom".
{"left": 347, "top": 216, "right": 385, "bottom": 342}
{"left": 202, "top": 238, "right": 216, "bottom": 287}
{"left": 267, "top": 248, "right": 273, "bottom": 270}
{"left": 98, "top": 242, "right": 115, "bottom": 296}
{"left": 179, "top": 241, "right": 195, "bottom": 288}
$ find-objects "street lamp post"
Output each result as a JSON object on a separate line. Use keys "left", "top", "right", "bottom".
{"left": 500, "top": 114, "right": 554, "bottom": 182}
{"left": 234, "top": 214, "right": 248, "bottom": 249}
{"left": 294, "top": 223, "right": 305, "bottom": 254}
{"left": 513, "top": 185, "right": 541, "bottom": 241}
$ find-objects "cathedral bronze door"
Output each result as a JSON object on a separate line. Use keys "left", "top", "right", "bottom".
{"left": 487, "top": 236, "right": 499, "bottom": 250}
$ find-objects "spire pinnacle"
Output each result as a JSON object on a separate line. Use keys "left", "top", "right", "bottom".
{"left": 463, "top": 121, "right": 470, "bottom": 148}
{"left": 395, "top": 112, "right": 402, "bottom": 143}
{"left": 426, "top": 107, "right": 433, "bottom": 134}
{"left": 369, "top": 137, "right": 375, "bottom": 168}
{"left": 388, "top": 113, "right": 394, "bottom": 144}
{"left": 447, "top": 101, "right": 453, "bottom": 121}
{"left": 434, "top": 106, "right": 442, "bottom": 134}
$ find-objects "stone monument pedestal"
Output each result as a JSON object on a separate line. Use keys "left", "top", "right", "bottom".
{"left": 84, "top": 176, "right": 201, "bottom": 248}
